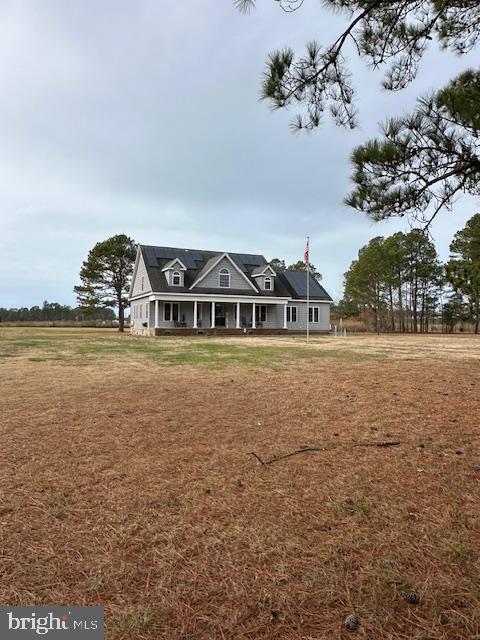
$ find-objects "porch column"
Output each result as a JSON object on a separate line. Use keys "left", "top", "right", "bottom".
{"left": 211, "top": 301, "right": 215, "bottom": 328}
{"left": 252, "top": 302, "right": 256, "bottom": 329}
{"left": 154, "top": 300, "right": 159, "bottom": 328}
{"left": 283, "top": 304, "right": 287, "bottom": 329}
{"left": 193, "top": 300, "right": 198, "bottom": 328}
{"left": 236, "top": 302, "right": 240, "bottom": 329}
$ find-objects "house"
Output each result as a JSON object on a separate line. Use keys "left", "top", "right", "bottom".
{"left": 129, "top": 245, "right": 332, "bottom": 335}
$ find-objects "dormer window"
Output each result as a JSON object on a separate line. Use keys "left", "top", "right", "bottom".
{"left": 219, "top": 268, "right": 230, "bottom": 288}
{"left": 264, "top": 277, "right": 272, "bottom": 291}
{"left": 172, "top": 271, "right": 182, "bottom": 286}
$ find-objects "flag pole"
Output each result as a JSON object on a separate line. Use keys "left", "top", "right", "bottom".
{"left": 306, "top": 236, "right": 310, "bottom": 343}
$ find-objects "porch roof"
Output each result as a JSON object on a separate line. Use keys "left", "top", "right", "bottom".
{"left": 140, "top": 292, "right": 289, "bottom": 304}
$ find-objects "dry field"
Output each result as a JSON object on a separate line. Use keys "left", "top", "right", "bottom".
{"left": 1, "top": 328, "right": 480, "bottom": 639}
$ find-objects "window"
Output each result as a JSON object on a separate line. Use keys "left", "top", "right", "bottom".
{"left": 308, "top": 307, "right": 319, "bottom": 323}
{"left": 172, "top": 271, "right": 182, "bottom": 286}
{"left": 141, "top": 276, "right": 144, "bottom": 291}
{"left": 255, "top": 305, "right": 267, "bottom": 323}
{"left": 145, "top": 303, "right": 149, "bottom": 318}
{"left": 164, "top": 302, "right": 179, "bottom": 322}
{"left": 264, "top": 277, "right": 272, "bottom": 291}
{"left": 219, "top": 268, "right": 230, "bottom": 288}
{"left": 286, "top": 306, "right": 297, "bottom": 323}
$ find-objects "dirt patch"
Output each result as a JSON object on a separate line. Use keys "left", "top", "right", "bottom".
{"left": 1, "top": 329, "right": 480, "bottom": 639}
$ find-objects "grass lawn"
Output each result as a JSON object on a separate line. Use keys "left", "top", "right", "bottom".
{"left": 1, "top": 327, "right": 480, "bottom": 639}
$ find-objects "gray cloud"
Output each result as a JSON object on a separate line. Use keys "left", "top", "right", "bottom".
{"left": 0, "top": 0, "right": 478, "bottom": 306}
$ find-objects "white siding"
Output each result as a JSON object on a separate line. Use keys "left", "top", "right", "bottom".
{"left": 130, "top": 297, "right": 151, "bottom": 332}
{"left": 131, "top": 253, "right": 151, "bottom": 296}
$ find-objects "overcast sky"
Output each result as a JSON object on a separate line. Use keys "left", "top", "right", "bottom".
{"left": 1, "top": 0, "right": 478, "bottom": 307}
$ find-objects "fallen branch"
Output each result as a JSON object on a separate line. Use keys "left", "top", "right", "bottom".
{"left": 249, "top": 441, "right": 401, "bottom": 465}
{"left": 352, "top": 440, "right": 401, "bottom": 448}
{"left": 249, "top": 447, "right": 323, "bottom": 465}
{"left": 249, "top": 452, "right": 267, "bottom": 465}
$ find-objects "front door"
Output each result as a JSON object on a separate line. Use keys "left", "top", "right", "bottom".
{"left": 215, "top": 303, "right": 226, "bottom": 327}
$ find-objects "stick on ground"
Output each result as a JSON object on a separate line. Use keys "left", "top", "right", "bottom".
{"left": 249, "top": 441, "right": 401, "bottom": 465}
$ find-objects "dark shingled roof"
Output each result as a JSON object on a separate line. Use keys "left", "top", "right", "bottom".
{"left": 277, "top": 269, "right": 332, "bottom": 301}
{"left": 136, "top": 245, "right": 332, "bottom": 300}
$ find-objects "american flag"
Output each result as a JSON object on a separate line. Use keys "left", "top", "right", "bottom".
{"left": 303, "top": 238, "right": 309, "bottom": 265}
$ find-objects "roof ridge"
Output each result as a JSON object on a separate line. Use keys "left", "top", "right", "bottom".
{"left": 140, "top": 244, "right": 265, "bottom": 258}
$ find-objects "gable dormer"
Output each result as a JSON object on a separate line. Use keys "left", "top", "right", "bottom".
{"left": 162, "top": 258, "right": 187, "bottom": 287}
{"left": 251, "top": 265, "right": 277, "bottom": 292}
{"left": 190, "top": 253, "right": 258, "bottom": 292}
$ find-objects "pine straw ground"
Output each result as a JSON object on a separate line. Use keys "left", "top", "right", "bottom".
{"left": 1, "top": 329, "right": 480, "bottom": 640}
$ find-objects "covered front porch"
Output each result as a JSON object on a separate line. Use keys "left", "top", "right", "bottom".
{"left": 153, "top": 300, "right": 287, "bottom": 329}
{"left": 146, "top": 295, "right": 289, "bottom": 333}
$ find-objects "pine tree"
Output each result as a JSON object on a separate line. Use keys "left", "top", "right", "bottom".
{"left": 74, "top": 235, "right": 137, "bottom": 332}
{"left": 446, "top": 213, "right": 480, "bottom": 333}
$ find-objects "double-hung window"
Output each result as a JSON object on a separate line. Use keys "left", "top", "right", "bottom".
{"left": 264, "top": 277, "right": 272, "bottom": 291}
{"left": 286, "top": 306, "right": 297, "bottom": 323}
{"left": 164, "top": 302, "right": 179, "bottom": 322}
{"left": 308, "top": 307, "right": 319, "bottom": 323}
{"left": 219, "top": 268, "right": 230, "bottom": 288}
{"left": 255, "top": 305, "right": 267, "bottom": 323}
{"left": 172, "top": 271, "right": 181, "bottom": 286}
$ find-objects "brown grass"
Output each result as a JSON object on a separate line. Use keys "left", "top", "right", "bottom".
{"left": 1, "top": 328, "right": 480, "bottom": 639}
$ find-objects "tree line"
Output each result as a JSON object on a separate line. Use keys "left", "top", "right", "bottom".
{"left": 337, "top": 214, "right": 480, "bottom": 333}
{"left": 0, "top": 301, "right": 116, "bottom": 322}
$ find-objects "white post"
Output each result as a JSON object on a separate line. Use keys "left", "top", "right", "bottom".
{"left": 211, "top": 301, "right": 215, "bottom": 328}
{"left": 283, "top": 304, "right": 287, "bottom": 329}
{"left": 236, "top": 302, "right": 240, "bottom": 329}
{"left": 252, "top": 302, "right": 256, "bottom": 329}
{"left": 306, "top": 236, "right": 310, "bottom": 344}
{"left": 154, "top": 300, "right": 159, "bottom": 329}
{"left": 193, "top": 300, "right": 198, "bottom": 328}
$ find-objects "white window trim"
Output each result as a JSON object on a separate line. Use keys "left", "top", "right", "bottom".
{"left": 219, "top": 268, "right": 230, "bottom": 288}
{"left": 287, "top": 306, "right": 298, "bottom": 323}
{"left": 264, "top": 277, "right": 272, "bottom": 291}
{"left": 172, "top": 271, "right": 182, "bottom": 286}
{"left": 164, "top": 302, "right": 180, "bottom": 322}
{"left": 308, "top": 306, "right": 320, "bottom": 323}
{"left": 255, "top": 304, "right": 267, "bottom": 323}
